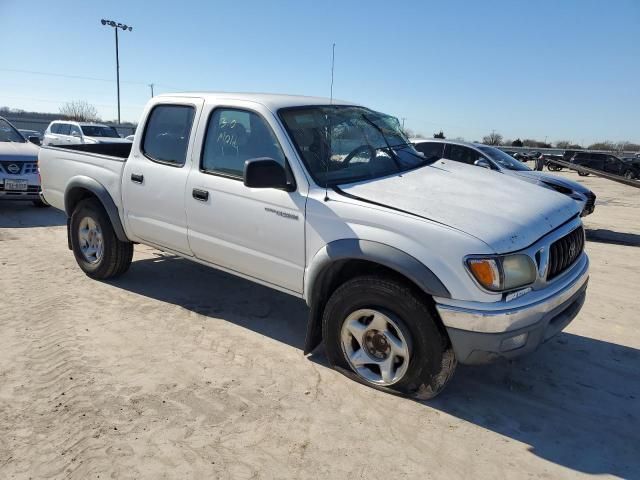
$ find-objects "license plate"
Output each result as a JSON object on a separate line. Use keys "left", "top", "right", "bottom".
{"left": 4, "top": 179, "right": 28, "bottom": 191}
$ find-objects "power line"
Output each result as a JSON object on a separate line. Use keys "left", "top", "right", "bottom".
{"left": 0, "top": 94, "right": 146, "bottom": 109}
{"left": 0, "top": 67, "right": 185, "bottom": 94}
{"left": 0, "top": 67, "right": 149, "bottom": 86}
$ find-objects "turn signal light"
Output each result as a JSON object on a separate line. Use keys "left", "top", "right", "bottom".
{"left": 467, "top": 259, "right": 501, "bottom": 290}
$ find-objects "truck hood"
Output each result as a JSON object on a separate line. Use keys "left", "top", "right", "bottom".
{"left": 337, "top": 159, "right": 580, "bottom": 253}
{"left": 0, "top": 141, "right": 39, "bottom": 162}
{"left": 510, "top": 170, "right": 591, "bottom": 195}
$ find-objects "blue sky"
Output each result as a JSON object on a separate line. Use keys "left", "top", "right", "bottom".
{"left": 1, "top": 0, "right": 638, "bottom": 145}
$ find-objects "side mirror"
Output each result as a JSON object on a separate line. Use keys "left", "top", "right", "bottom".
{"left": 474, "top": 158, "right": 492, "bottom": 169}
{"left": 243, "top": 158, "right": 293, "bottom": 191}
{"left": 28, "top": 136, "right": 41, "bottom": 146}
{"left": 71, "top": 131, "right": 81, "bottom": 137}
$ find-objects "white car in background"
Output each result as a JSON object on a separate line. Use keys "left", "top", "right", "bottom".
{"left": 43, "top": 121, "right": 132, "bottom": 146}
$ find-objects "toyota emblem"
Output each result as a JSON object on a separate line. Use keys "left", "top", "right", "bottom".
{"left": 7, "top": 163, "right": 20, "bottom": 174}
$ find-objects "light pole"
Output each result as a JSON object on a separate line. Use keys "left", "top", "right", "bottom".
{"left": 101, "top": 19, "right": 132, "bottom": 124}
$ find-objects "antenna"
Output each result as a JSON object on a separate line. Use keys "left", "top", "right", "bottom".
{"left": 325, "top": 43, "right": 335, "bottom": 202}
{"left": 330, "top": 43, "right": 335, "bottom": 104}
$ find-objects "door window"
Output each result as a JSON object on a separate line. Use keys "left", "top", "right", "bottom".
{"left": 445, "top": 144, "right": 485, "bottom": 165}
{"left": 57, "top": 123, "right": 71, "bottom": 135}
{"left": 201, "top": 108, "right": 286, "bottom": 178}
{"left": 69, "top": 124, "right": 82, "bottom": 137}
{"left": 142, "top": 104, "right": 195, "bottom": 166}
{"left": 414, "top": 142, "right": 445, "bottom": 161}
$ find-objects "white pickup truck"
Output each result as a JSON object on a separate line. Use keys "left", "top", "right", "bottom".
{"left": 39, "top": 93, "right": 589, "bottom": 398}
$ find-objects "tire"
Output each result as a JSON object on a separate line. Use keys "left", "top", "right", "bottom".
{"left": 70, "top": 198, "right": 133, "bottom": 279}
{"left": 578, "top": 171, "right": 589, "bottom": 177}
{"left": 624, "top": 170, "right": 635, "bottom": 180}
{"left": 32, "top": 198, "right": 50, "bottom": 208}
{"left": 322, "top": 275, "right": 456, "bottom": 399}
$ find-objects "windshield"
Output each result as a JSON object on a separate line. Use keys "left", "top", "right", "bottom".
{"left": 0, "top": 118, "right": 26, "bottom": 143}
{"left": 279, "top": 106, "right": 428, "bottom": 186}
{"left": 478, "top": 146, "right": 531, "bottom": 171}
{"left": 81, "top": 125, "right": 120, "bottom": 138}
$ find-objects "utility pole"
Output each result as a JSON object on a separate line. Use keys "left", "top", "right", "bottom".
{"left": 149, "top": 83, "right": 155, "bottom": 97}
{"left": 101, "top": 19, "right": 133, "bottom": 124}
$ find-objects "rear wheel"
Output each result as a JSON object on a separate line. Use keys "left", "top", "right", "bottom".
{"left": 624, "top": 170, "right": 636, "bottom": 180}
{"left": 322, "top": 276, "right": 456, "bottom": 399}
{"left": 70, "top": 198, "right": 133, "bottom": 279}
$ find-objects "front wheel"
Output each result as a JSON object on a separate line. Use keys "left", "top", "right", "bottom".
{"left": 322, "top": 276, "right": 456, "bottom": 399}
{"left": 624, "top": 170, "right": 636, "bottom": 180}
{"left": 70, "top": 198, "right": 133, "bottom": 279}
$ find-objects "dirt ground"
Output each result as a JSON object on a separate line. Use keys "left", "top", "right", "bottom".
{"left": 1, "top": 171, "right": 639, "bottom": 479}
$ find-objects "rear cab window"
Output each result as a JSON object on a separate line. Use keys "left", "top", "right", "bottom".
{"left": 142, "top": 104, "right": 195, "bottom": 166}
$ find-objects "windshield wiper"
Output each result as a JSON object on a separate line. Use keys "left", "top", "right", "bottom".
{"left": 361, "top": 114, "right": 402, "bottom": 170}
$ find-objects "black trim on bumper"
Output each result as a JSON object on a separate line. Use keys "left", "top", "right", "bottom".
{"left": 446, "top": 279, "right": 588, "bottom": 365}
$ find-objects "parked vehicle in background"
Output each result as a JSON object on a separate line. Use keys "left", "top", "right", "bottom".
{"left": 412, "top": 139, "right": 596, "bottom": 216}
{"left": 42, "top": 121, "right": 133, "bottom": 146}
{"left": 544, "top": 154, "right": 565, "bottom": 171}
{"left": 570, "top": 152, "right": 639, "bottom": 179}
{"left": 39, "top": 93, "right": 590, "bottom": 398}
{"left": 18, "top": 129, "right": 43, "bottom": 144}
{"left": 0, "top": 116, "right": 48, "bottom": 206}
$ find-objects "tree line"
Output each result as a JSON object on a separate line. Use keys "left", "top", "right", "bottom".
{"left": 402, "top": 127, "right": 640, "bottom": 153}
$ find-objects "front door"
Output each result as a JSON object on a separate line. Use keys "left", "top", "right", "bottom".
{"left": 122, "top": 99, "right": 203, "bottom": 255}
{"left": 185, "top": 105, "right": 306, "bottom": 293}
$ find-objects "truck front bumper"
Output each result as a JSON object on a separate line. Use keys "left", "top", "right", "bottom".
{"left": 436, "top": 254, "right": 589, "bottom": 365}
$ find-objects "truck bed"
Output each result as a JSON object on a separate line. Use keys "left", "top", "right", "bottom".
{"left": 39, "top": 144, "right": 128, "bottom": 214}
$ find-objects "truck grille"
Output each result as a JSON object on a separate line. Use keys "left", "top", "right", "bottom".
{"left": 547, "top": 226, "right": 585, "bottom": 280}
{"left": 0, "top": 161, "right": 37, "bottom": 175}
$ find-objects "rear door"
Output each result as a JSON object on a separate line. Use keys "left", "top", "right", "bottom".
{"left": 46, "top": 123, "right": 66, "bottom": 145}
{"left": 185, "top": 102, "right": 306, "bottom": 293}
{"left": 604, "top": 155, "right": 620, "bottom": 174}
{"left": 56, "top": 123, "right": 72, "bottom": 145}
{"left": 69, "top": 124, "right": 83, "bottom": 144}
{"left": 121, "top": 98, "right": 204, "bottom": 254}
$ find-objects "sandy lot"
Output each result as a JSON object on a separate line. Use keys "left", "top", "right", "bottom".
{"left": 1, "top": 171, "right": 639, "bottom": 479}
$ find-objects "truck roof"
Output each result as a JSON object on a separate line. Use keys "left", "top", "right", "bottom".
{"left": 157, "top": 92, "right": 357, "bottom": 111}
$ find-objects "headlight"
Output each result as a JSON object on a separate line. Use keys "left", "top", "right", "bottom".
{"left": 467, "top": 254, "right": 536, "bottom": 292}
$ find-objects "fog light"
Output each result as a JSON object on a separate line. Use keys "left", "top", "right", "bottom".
{"left": 500, "top": 332, "right": 528, "bottom": 352}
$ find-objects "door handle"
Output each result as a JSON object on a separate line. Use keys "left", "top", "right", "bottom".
{"left": 192, "top": 188, "right": 209, "bottom": 201}
{"left": 131, "top": 173, "right": 144, "bottom": 184}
